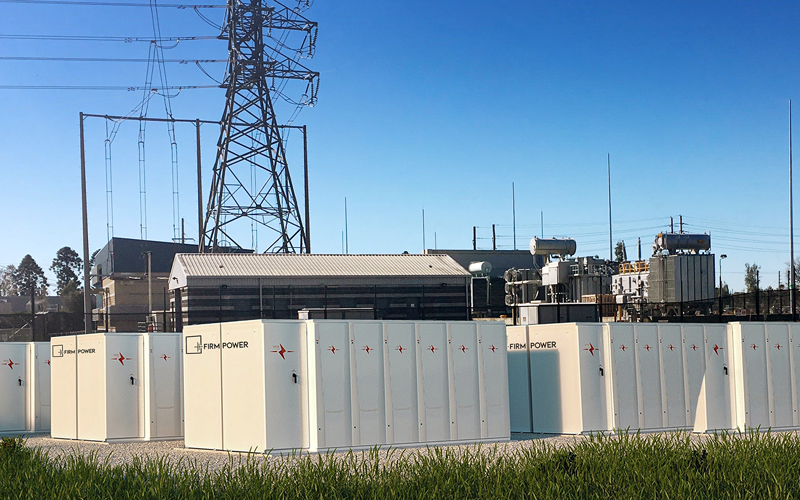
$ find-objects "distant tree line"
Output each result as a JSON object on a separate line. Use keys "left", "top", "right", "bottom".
{"left": 0, "top": 247, "right": 84, "bottom": 313}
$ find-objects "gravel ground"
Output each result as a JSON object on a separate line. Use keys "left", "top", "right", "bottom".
{"left": 12, "top": 430, "right": 750, "bottom": 474}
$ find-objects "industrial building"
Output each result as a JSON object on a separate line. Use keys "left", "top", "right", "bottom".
{"left": 91, "top": 238, "right": 202, "bottom": 333}
{"left": 168, "top": 253, "right": 472, "bottom": 326}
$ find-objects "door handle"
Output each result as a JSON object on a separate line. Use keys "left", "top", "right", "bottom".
{"left": 292, "top": 372, "right": 298, "bottom": 384}
{"left": 599, "top": 367, "right": 604, "bottom": 376}
{"left": 18, "top": 378, "right": 22, "bottom": 387}
{"left": 130, "top": 376, "right": 135, "bottom": 385}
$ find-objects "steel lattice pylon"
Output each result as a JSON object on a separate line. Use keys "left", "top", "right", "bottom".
{"left": 203, "top": 0, "right": 318, "bottom": 253}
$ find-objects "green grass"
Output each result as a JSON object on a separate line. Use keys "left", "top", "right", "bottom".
{"left": 2, "top": 431, "right": 800, "bottom": 499}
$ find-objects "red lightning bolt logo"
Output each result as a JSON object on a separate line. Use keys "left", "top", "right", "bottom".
{"left": 396, "top": 345, "right": 405, "bottom": 354}
{"left": 668, "top": 344, "right": 675, "bottom": 351}
{"left": 362, "top": 345, "right": 372, "bottom": 354}
{"left": 112, "top": 353, "right": 127, "bottom": 366}
{"left": 751, "top": 343, "right": 758, "bottom": 351}
{"left": 46, "top": 360, "right": 50, "bottom": 366}
{"left": 2, "top": 359, "right": 14, "bottom": 370}
{"left": 713, "top": 344, "right": 722, "bottom": 355}
{"left": 428, "top": 345, "right": 437, "bottom": 353}
{"left": 490, "top": 345, "right": 497, "bottom": 353}
{"left": 691, "top": 344, "right": 698, "bottom": 351}
{"left": 776, "top": 343, "right": 783, "bottom": 350}
{"left": 584, "top": 343, "right": 597, "bottom": 356}
{"left": 161, "top": 354, "right": 170, "bottom": 361}
{"left": 328, "top": 345, "right": 338, "bottom": 354}
{"left": 620, "top": 344, "right": 627, "bottom": 352}
{"left": 644, "top": 344, "right": 652, "bottom": 352}
{"left": 271, "top": 344, "right": 293, "bottom": 360}
{"left": 459, "top": 345, "right": 468, "bottom": 353}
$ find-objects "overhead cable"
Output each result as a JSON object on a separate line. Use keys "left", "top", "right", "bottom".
{"left": 0, "top": 56, "right": 226, "bottom": 63}
{"left": 0, "top": 34, "right": 219, "bottom": 42}
{"left": 0, "top": 84, "right": 218, "bottom": 90}
{"left": 0, "top": 0, "right": 224, "bottom": 7}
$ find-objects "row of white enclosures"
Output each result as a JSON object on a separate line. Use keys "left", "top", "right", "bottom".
{"left": 509, "top": 322, "right": 800, "bottom": 434}
{"left": 183, "top": 320, "right": 510, "bottom": 453}
{"left": 41, "top": 320, "right": 509, "bottom": 452}
{"left": 0, "top": 342, "right": 50, "bottom": 433}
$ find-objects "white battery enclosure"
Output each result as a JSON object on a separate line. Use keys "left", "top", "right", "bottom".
{"left": 183, "top": 320, "right": 510, "bottom": 453}
{"left": 50, "top": 333, "right": 182, "bottom": 442}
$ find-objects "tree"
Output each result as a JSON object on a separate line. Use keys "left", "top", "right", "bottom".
{"left": 50, "top": 246, "right": 82, "bottom": 296}
{"left": 744, "top": 263, "right": 760, "bottom": 294}
{"left": 12, "top": 255, "right": 48, "bottom": 296}
{"left": 785, "top": 257, "right": 800, "bottom": 288}
{"left": 0, "top": 265, "right": 18, "bottom": 296}
{"left": 60, "top": 281, "right": 84, "bottom": 313}
{"left": 614, "top": 240, "right": 627, "bottom": 262}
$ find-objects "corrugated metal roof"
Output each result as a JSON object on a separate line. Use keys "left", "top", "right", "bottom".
{"left": 173, "top": 253, "right": 471, "bottom": 278}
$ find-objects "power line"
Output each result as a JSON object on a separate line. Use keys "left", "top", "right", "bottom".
{"left": 0, "top": 0, "right": 224, "bottom": 7}
{"left": 0, "top": 84, "right": 219, "bottom": 90}
{"left": 0, "top": 33, "right": 218, "bottom": 42}
{"left": 0, "top": 56, "right": 226, "bottom": 63}
{"left": 0, "top": 34, "right": 219, "bottom": 42}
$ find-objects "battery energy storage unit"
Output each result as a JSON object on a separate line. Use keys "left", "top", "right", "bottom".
{"left": 29, "top": 342, "right": 51, "bottom": 431}
{"left": 50, "top": 333, "right": 182, "bottom": 442}
{"left": 509, "top": 323, "right": 732, "bottom": 434}
{"left": 727, "top": 322, "right": 800, "bottom": 431}
{"left": 513, "top": 324, "right": 611, "bottom": 434}
{"left": 0, "top": 342, "right": 50, "bottom": 433}
{"left": 506, "top": 326, "right": 533, "bottom": 432}
{"left": 607, "top": 323, "right": 729, "bottom": 432}
{"left": 183, "top": 319, "right": 510, "bottom": 454}
{"left": 687, "top": 324, "right": 733, "bottom": 433}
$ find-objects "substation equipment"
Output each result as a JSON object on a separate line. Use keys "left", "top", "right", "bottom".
{"left": 503, "top": 237, "right": 612, "bottom": 324}
{"left": 50, "top": 332, "right": 183, "bottom": 442}
{"left": 182, "top": 319, "right": 510, "bottom": 453}
{"left": 503, "top": 231, "right": 715, "bottom": 324}
{"left": 507, "top": 322, "right": 800, "bottom": 435}
{"left": 0, "top": 342, "right": 50, "bottom": 433}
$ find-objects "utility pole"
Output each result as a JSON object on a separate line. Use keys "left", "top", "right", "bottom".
{"left": 302, "top": 125, "right": 311, "bottom": 253}
{"left": 203, "top": 1, "right": 318, "bottom": 253}
{"left": 789, "top": 99, "right": 797, "bottom": 321}
{"left": 196, "top": 119, "right": 203, "bottom": 253}
{"left": 512, "top": 182, "right": 516, "bottom": 250}
{"left": 80, "top": 112, "right": 92, "bottom": 334}
{"left": 146, "top": 251, "right": 152, "bottom": 330}
{"left": 607, "top": 153, "right": 613, "bottom": 261}
{"left": 422, "top": 208, "right": 426, "bottom": 252}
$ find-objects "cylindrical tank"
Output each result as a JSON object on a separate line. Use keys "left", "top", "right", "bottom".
{"left": 529, "top": 237, "right": 577, "bottom": 257}
{"left": 468, "top": 261, "right": 492, "bottom": 275}
{"left": 654, "top": 233, "right": 711, "bottom": 253}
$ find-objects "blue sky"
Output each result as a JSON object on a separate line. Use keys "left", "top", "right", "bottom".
{"left": 0, "top": 0, "right": 798, "bottom": 292}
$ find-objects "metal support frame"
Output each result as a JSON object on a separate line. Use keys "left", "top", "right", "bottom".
{"left": 203, "top": 0, "right": 318, "bottom": 253}
{"left": 78, "top": 112, "right": 310, "bottom": 319}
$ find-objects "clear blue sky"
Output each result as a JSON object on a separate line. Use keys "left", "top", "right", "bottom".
{"left": 1, "top": 0, "right": 798, "bottom": 292}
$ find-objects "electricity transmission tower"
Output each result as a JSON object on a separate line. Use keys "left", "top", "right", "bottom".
{"left": 203, "top": 0, "right": 318, "bottom": 253}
